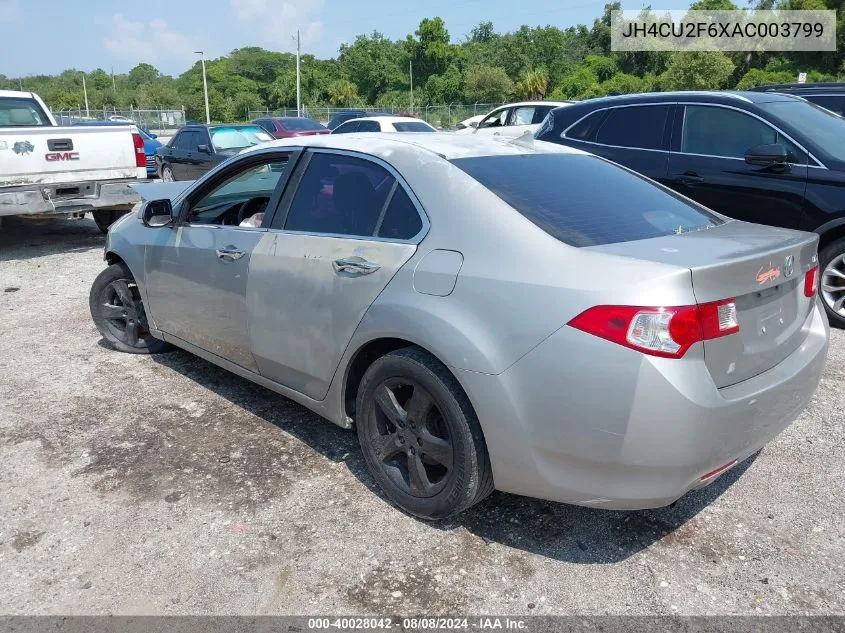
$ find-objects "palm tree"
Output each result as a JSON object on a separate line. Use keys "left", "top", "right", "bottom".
{"left": 327, "top": 79, "right": 359, "bottom": 107}
{"left": 515, "top": 68, "right": 549, "bottom": 101}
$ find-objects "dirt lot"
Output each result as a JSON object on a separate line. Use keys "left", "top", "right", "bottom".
{"left": 0, "top": 217, "right": 843, "bottom": 616}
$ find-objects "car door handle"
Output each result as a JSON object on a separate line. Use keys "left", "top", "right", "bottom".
{"left": 216, "top": 247, "right": 245, "bottom": 261}
{"left": 333, "top": 257, "right": 380, "bottom": 275}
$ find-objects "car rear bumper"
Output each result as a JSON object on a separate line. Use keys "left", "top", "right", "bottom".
{"left": 458, "top": 301, "right": 829, "bottom": 509}
{"left": 0, "top": 179, "right": 143, "bottom": 217}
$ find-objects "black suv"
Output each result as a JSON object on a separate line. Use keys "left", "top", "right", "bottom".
{"left": 749, "top": 82, "right": 845, "bottom": 116}
{"left": 537, "top": 91, "right": 845, "bottom": 327}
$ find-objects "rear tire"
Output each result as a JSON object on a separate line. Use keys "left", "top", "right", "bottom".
{"left": 92, "top": 209, "right": 127, "bottom": 234}
{"left": 89, "top": 263, "right": 171, "bottom": 354}
{"left": 356, "top": 347, "right": 494, "bottom": 520}
{"left": 819, "top": 237, "right": 845, "bottom": 329}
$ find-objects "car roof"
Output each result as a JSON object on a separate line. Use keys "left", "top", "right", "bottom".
{"left": 345, "top": 116, "right": 432, "bottom": 125}
{"left": 748, "top": 82, "right": 845, "bottom": 92}
{"left": 494, "top": 101, "right": 574, "bottom": 108}
{"left": 183, "top": 123, "right": 263, "bottom": 130}
{"left": 560, "top": 90, "right": 802, "bottom": 107}
{"left": 0, "top": 90, "right": 37, "bottom": 99}
{"left": 244, "top": 131, "right": 588, "bottom": 161}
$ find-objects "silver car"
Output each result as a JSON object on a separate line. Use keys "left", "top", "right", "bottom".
{"left": 89, "top": 133, "right": 829, "bottom": 519}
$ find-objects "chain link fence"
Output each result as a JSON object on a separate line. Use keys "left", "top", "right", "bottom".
{"left": 248, "top": 103, "right": 503, "bottom": 129}
{"left": 51, "top": 107, "right": 187, "bottom": 134}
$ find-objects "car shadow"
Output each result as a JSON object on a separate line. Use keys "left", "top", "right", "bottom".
{"left": 0, "top": 216, "right": 105, "bottom": 263}
{"left": 149, "top": 347, "right": 756, "bottom": 564}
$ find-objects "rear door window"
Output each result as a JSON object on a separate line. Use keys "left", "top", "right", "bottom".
{"left": 595, "top": 105, "right": 670, "bottom": 150}
{"left": 356, "top": 120, "right": 381, "bottom": 132}
{"left": 450, "top": 153, "right": 722, "bottom": 247}
{"left": 282, "top": 153, "right": 395, "bottom": 237}
{"left": 510, "top": 107, "right": 536, "bottom": 126}
{"left": 392, "top": 121, "right": 435, "bottom": 132}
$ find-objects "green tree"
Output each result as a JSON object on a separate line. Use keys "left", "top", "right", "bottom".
{"left": 660, "top": 51, "right": 735, "bottom": 90}
{"left": 327, "top": 79, "right": 359, "bottom": 106}
{"left": 340, "top": 32, "right": 406, "bottom": 103}
{"left": 127, "top": 63, "right": 160, "bottom": 87}
{"left": 463, "top": 65, "right": 514, "bottom": 102}
{"left": 515, "top": 68, "right": 549, "bottom": 100}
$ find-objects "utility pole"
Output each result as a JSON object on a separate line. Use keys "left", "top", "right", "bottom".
{"left": 82, "top": 73, "right": 90, "bottom": 118}
{"left": 409, "top": 61, "right": 413, "bottom": 115}
{"left": 111, "top": 66, "right": 116, "bottom": 93}
{"left": 294, "top": 30, "right": 301, "bottom": 117}
{"left": 195, "top": 51, "right": 211, "bottom": 124}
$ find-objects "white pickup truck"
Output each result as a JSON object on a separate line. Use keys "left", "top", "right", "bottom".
{"left": 0, "top": 90, "right": 146, "bottom": 232}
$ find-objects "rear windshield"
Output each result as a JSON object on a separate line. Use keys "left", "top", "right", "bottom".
{"left": 393, "top": 121, "right": 435, "bottom": 132}
{"left": 281, "top": 118, "right": 325, "bottom": 131}
{"left": 210, "top": 126, "right": 272, "bottom": 150}
{"left": 758, "top": 100, "right": 845, "bottom": 162}
{"left": 451, "top": 154, "right": 723, "bottom": 247}
{"left": 0, "top": 97, "right": 51, "bottom": 127}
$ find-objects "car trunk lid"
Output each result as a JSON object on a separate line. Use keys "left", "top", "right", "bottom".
{"left": 588, "top": 221, "right": 819, "bottom": 387}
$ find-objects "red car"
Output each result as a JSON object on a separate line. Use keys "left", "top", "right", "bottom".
{"left": 252, "top": 116, "right": 331, "bottom": 139}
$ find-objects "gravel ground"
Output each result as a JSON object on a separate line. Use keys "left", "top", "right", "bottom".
{"left": 0, "top": 217, "right": 843, "bottom": 616}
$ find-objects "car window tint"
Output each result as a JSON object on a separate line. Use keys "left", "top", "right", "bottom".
{"left": 186, "top": 131, "right": 202, "bottom": 152}
{"left": 595, "top": 105, "right": 670, "bottom": 150}
{"left": 333, "top": 121, "right": 359, "bottom": 134}
{"left": 532, "top": 106, "right": 554, "bottom": 124}
{"left": 682, "top": 105, "right": 803, "bottom": 163}
{"left": 392, "top": 121, "right": 435, "bottom": 132}
{"left": 451, "top": 154, "right": 723, "bottom": 247}
{"left": 511, "top": 107, "right": 536, "bottom": 126}
{"left": 564, "top": 110, "right": 608, "bottom": 142}
{"left": 803, "top": 94, "right": 845, "bottom": 116}
{"left": 173, "top": 131, "right": 191, "bottom": 150}
{"left": 187, "top": 158, "right": 289, "bottom": 226}
{"left": 284, "top": 153, "right": 394, "bottom": 237}
{"left": 357, "top": 120, "right": 381, "bottom": 132}
{"left": 377, "top": 187, "right": 422, "bottom": 239}
{"left": 256, "top": 120, "right": 275, "bottom": 133}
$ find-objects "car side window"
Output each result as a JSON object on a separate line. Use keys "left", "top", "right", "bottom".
{"left": 333, "top": 121, "right": 359, "bottom": 134}
{"left": 174, "top": 131, "right": 194, "bottom": 151}
{"left": 168, "top": 132, "right": 182, "bottom": 149}
{"left": 377, "top": 186, "right": 422, "bottom": 239}
{"left": 256, "top": 120, "right": 275, "bottom": 134}
{"left": 359, "top": 120, "right": 381, "bottom": 132}
{"left": 479, "top": 109, "right": 509, "bottom": 128}
{"left": 681, "top": 105, "right": 805, "bottom": 164}
{"left": 185, "top": 156, "right": 290, "bottom": 227}
{"left": 510, "top": 106, "right": 536, "bottom": 126}
{"left": 283, "top": 153, "right": 395, "bottom": 237}
{"left": 564, "top": 110, "right": 609, "bottom": 142}
{"left": 595, "top": 105, "right": 670, "bottom": 150}
{"left": 532, "top": 106, "right": 554, "bottom": 124}
{"left": 804, "top": 94, "right": 845, "bottom": 116}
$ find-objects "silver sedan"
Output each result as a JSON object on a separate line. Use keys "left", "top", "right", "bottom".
{"left": 89, "top": 133, "right": 829, "bottom": 519}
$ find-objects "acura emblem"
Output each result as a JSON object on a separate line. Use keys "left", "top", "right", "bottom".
{"left": 784, "top": 255, "right": 795, "bottom": 278}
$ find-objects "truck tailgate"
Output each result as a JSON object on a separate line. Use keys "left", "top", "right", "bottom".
{"left": 0, "top": 125, "right": 141, "bottom": 187}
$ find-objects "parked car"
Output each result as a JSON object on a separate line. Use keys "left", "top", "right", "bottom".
{"left": 0, "top": 90, "right": 147, "bottom": 232}
{"left": 457, "top": 101, "right": 573, "bottom": 138}
{"left": 76, "top": 120, "right": 162, "bottom": 177}
{"left": 89, "top": 133, "right": 828, "bottom": 519}
{"left": 749, "top": 83, "right": 845, "bottom": 116}
{"left": 331, "top": 116, "right": 437, "bottom": 134}
{"left": 327, "top": 110, "right": 393, "bottom": 130}
{"left": 253, "top": 116, "right": 330, "bottom": 139}
{"left": 537, "top": 90, "right": 845, "bottom": 328}
{"left": 155, "top": 123, "right": 273, "bottom": 181}
{"left": 455, "top": 115, "right": 483, "bottom": 130}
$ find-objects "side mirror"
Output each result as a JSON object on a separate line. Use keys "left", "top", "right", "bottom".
{"left": 197, "top": 144, "right": 210, "bottom": 154}
{"left": 745, "top": 144, "right": 788, "bottom": 167}
{"left": 470, "top": 121, "right": 479, "bottom": 128}
{"left": 150, "top": 133, "right": 158, "bottom": 139}
{"left": 142, "top": 199, "right": 175, "bottom": 227}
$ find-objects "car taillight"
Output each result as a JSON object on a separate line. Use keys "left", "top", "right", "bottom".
{"left": 132, "top": 133, "right": 146, "bottom": 168}
{"left": 804, "top": 265, "right": 819, "bottom": 298}
{"left": 568, "top": 299, "right": 739, "bottom": 359}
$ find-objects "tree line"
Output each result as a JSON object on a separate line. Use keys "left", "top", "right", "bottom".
{"left": 2, "top": 0, "right": 844, "bottom": 123}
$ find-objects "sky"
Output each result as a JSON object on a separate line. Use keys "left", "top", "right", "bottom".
{"left": 0, "top": 0, "right": 611, "bottom": 78}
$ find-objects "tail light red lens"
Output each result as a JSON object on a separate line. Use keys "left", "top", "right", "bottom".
{"left": 568, "top": 299, "right": 740, "bottom": 359}
{"left": 132, "top": 132, "right": 146, "bottom": 168}
{"left": 804, "top": 265, "right": 819, "bottom": 298}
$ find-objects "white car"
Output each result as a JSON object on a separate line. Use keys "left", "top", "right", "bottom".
{"left": 455, "top": 115, "right": 484, "bottom": 130}
{"left": 461, "top": 101, "right": 574, "bottom": 138}
{"left": 331, "top": 116, "right": 437, "bottom": 134}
